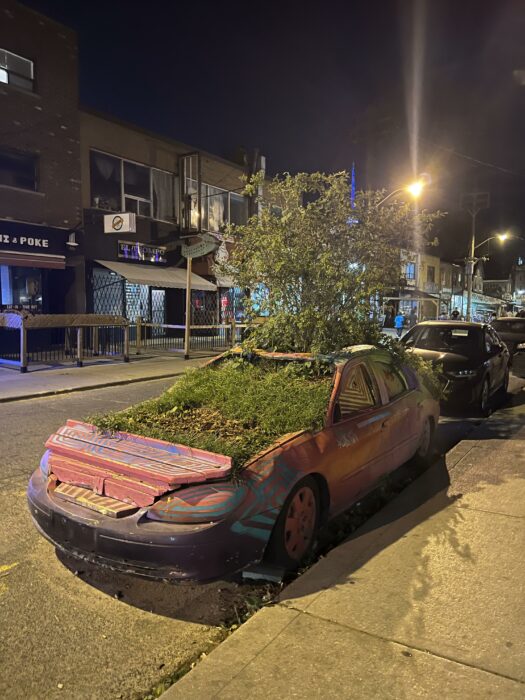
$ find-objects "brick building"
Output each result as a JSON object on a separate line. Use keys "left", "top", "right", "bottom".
{"left": 0, "top": 0, "right": 81, "bottom": 312}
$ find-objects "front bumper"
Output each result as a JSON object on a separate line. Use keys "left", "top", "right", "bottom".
{"left": 27, "top": 469, "right": 265, "bottom": 582}
{"left": 443, "top": 375, "right": 482, "bottom": 407}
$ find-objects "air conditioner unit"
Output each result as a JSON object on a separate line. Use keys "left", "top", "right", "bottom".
{"left": 104, "top": 212, "right": 137, "bottom": 234}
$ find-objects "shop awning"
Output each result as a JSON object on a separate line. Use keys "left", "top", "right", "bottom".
{"left": 0, "top": 250, "right": 66, "bottom": 269}
{"left": 95, "top": 260, "right": 217, "bottom": 291}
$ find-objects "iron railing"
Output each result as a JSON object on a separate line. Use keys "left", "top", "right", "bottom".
{"left": 132, "top": 320, "right": 248, "bottom": 355}
{"left": 0, "top": 320, "right": 129, "bottom": 372}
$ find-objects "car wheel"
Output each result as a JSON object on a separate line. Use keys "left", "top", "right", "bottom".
{"left": 413, "top": 417, "right": 435, "bottom": 466}
{"left": 479, "top": 377, "right": 491, "bottom": 417}
{"left": 265, "top": 476, "right": 320, "bottom": 571}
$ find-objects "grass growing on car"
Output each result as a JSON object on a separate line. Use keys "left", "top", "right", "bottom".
{"left": 91, "top": 356, "right": 333, "bottom": 471}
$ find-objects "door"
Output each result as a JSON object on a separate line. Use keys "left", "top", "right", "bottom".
{"left": 151, "top": 289, "right": 166, "bottom": 337}
{"left": 323, "top": 361, "right": 394, "bottom": 514}
{"left": 370, "top": 358, "right": 418, "bottom": 467}
{"left": 485, "top": 327, "right": 506, "bottom": 390}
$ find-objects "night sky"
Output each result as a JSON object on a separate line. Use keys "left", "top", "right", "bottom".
{"left": 23, "top": 0, "right": 525, "bottom": 275}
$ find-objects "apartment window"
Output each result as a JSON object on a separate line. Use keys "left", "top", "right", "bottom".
{"left": 427, "top": 266, "right": 435, "bottom": 283}
{"left": 184, "top": 174, "right": 249, "bottom": 232}
{"left": 90, "top": 150, "right": 176, "bottom": 222}
{"left": 405, "top": 262, "right": 416, "bottom": 280}
{"left": 90, "top": 151, "right": 121, "bottom": 211}
{"left": 124, "top": 161, "right": 151, "bottom": 217}
{"left": 0, "top": 149, "right": 38, "bottom": 191}
{"left": 0, "top": 49, "right": 34, "bottom": 91}
{"left": 230, "top": 192, "right": 248, "bottom": 226}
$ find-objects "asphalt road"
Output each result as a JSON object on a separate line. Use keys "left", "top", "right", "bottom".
{"left": 1, "top": 366, "right": 524, "bottom": 700}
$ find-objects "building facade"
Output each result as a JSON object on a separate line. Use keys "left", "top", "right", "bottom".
{"left": 0, "top": 2, "right": 251, "bottom": 326}
{"left": 0, "top": 0, "right": 81, "bottom": 313}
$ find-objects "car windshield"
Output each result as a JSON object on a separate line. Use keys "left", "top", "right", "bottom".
{"left": 406, "top": 326, "right": 482, "bottom": 354}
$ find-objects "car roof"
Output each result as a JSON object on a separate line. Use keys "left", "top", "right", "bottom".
{"left": 412, "top": 320, "right": 485, "bottom": 329}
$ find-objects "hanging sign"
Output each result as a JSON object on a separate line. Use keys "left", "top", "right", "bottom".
{"left": 180, "top": 233, "right": 220, "bottom": 259}
{"left": 104, "top": 213, "right": 137, "bottom": 233}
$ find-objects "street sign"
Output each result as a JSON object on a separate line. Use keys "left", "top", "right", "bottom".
{"left": 180, "top": 233, "right": 220, "bottom": 259}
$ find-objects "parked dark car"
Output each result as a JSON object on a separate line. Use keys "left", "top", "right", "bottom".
{"left": 401, "top": 321, "right": 510, "bottom": 414}
{"left": 491, "top": 317, "right": 525, "bottom": 356}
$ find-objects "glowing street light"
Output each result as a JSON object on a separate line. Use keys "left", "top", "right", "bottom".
{"left": 376, "top": 173, "right": 430, "bottom": 208}
{"left": 406, "top": 180, "right": 425, "bottom": 199}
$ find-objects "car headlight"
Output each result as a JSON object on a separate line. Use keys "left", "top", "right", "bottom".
{"left": 146, "top": 482, "right": 249, "bottom": 524}
{"left": 517, "top": 342, "right": 525, "bottom": 350}
{"left": 40, "top": 449, "right": 51, "bottom": 477}
{"left": 447, "top": 369, "right": 478, "bottom": 378}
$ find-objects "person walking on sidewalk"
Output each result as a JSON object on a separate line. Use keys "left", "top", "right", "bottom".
{"left": 394, "top": 311, "right": 405, "bottom": 337}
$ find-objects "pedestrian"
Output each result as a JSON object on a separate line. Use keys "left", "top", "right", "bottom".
{"left": 451, "top": 307, "right": 460, "bottom": 320}
{"left": 394, "top": 311, "right": 405, "bottom": 337}
{"left": 409, "top": 308, "right": 418, "bottom": 328}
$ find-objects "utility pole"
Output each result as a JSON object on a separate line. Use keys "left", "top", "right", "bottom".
{"left": 461, "top": 192, "right": 490, "bottom": 321}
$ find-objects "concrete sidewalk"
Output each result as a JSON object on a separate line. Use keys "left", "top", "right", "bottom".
{"left": 0, "top": 354, "right": 210, "bottom": 402}
{"left": 165, "top": 400, "right": 525, "bottom": 699}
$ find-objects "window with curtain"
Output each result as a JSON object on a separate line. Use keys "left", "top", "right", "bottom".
{"left": 152, "top": 169, "right": 175, "bottom": 221}
{"left": 90, "top": 151, "right": 121, "bottom": 211}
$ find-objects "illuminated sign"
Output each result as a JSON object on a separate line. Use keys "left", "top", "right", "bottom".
{"left": 118, "top": 240, "right": 167, "bottom": 263}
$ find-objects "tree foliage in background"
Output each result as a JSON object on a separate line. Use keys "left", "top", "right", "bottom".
{"left": 221, "top": 171, "right": 443, "bottom": 353}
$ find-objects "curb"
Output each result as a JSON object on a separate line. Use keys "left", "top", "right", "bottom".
{"left": 0, "top": 371, "right": 186, "bottom": 404}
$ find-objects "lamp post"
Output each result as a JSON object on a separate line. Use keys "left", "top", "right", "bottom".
{"left": 465, "top": 232, "right": 509, "bottom": 321}
{"left": 376, "top": 174, "right": 430, "bottom": 208}
{"left": 461, "top": 192, "right": 490, "bottom": 321}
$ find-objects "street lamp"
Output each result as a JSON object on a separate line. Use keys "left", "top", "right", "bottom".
{"left": 465, "top": 231, "right": 510, "bottom": 321}
{"left": 376, "top": 174, "right": 431, "bottom": 208}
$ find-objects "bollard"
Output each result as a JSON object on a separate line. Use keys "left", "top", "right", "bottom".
{"left": 19, "top": 326, "right": 28, "bottom": 373}
{"left": 136, "top": 316, "right": 142, "bottom": 355}
{"left": 123, "top": 324, "right": 130, "bottom": 362}
{"left": 76, "top": 327, "right": 83, "bottom": 367}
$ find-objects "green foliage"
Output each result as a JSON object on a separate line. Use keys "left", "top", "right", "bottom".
{"left": 220, "top": 171, "right": 443, "bottom": 354}
{"left": 90, "top": 358, "right": 334, "bottom": 471}
{"left": 375, "top": 335, "right": 444, "bottom": 400}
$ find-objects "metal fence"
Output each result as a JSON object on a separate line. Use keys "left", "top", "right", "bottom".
{"left": 132, "top": 320, "right": 248, "bottom": 356}
{"left": 0, "top": 314, "right": 248, "bottom": 372}
{"left": 0, "top": 317, "right": 129, "bottom": 372}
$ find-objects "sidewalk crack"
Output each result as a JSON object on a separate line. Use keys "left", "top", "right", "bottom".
{"left": 282, "top": 605, "right": 525, "bottom": 686}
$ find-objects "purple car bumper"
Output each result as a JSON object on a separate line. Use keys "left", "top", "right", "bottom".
{"left": 27, "top": 469, "right": 268, "bottom": 582}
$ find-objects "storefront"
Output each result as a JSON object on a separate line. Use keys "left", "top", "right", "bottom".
{"left": 0, "top": 220, "right": 68, "bottom": 313}
{"left": 90, "top": 259, "right": 217, "bottom": 323}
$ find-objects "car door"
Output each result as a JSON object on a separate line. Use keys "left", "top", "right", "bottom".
{"left": 369, "top": 358, "right": 419, "bottom": 467}
{"left": 322, "top": 360, "right": 394, "bottom": 515}
{"left": 485, "top": 326, "right": 507, "bottom": 389}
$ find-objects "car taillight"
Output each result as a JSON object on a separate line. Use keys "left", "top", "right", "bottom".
{"left": 146, "top": 482, "right": 248, "bottom": 524}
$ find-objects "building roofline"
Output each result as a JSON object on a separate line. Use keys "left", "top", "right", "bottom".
{"left": 79, "top": 107, "right": 251, "bottom": 173}
{"left": 18, "top": 1, "right": 77, "bottom": 35}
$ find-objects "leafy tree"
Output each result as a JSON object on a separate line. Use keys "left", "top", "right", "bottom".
{"left": 222, "top": 171, "right": 443, "bottom": 353}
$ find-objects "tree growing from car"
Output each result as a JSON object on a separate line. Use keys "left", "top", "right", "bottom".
{"left": 221, "top": 171, "right": 443, "bottom": 353}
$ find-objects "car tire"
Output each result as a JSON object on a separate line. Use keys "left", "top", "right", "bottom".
{"left": 265, "top": 476, "right": 320, "bottom": 571}
{"left": 479, "top": 377, "right": 491, "bottom": 417}
{"left": 412, "top": 417, "right": 435, "bottom": 467}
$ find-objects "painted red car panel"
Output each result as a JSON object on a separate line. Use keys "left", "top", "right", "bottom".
{"left": 27, "top": 346, "right": 439, "bottom": 582}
